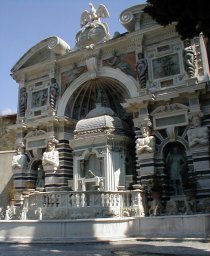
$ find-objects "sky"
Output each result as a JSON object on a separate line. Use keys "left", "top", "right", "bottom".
{"left": 0, "top": 0, "right": 145, "bottom": 116}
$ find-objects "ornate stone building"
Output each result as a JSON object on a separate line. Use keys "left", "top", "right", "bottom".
{"left": 8, "top": 3, "right": 210, "bottom": 218}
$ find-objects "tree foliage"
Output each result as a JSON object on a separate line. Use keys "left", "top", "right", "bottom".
{"left": 143, "top": 0, "right": 210, "bottom": 39}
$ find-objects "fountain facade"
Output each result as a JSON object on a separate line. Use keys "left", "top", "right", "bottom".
{"left": 0, "top": 4, "right": 210, "bottom": 240}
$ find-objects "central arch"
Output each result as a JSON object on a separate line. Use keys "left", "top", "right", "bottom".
{"left": 57, "top": 66, "right": 138, "bottom": 117}
{"left": 66, "top": 77, "right": 129, "bottom": 119}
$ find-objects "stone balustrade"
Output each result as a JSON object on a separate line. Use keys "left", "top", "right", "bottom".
{"left": 22, "top": 190, "right": 146, "bottom": 220}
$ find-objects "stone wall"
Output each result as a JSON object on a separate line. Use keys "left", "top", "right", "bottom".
{"left": 0, "top": 114, "right": 16, "bottom": 206}
{"left": 0, "top": 214, "right": 209, "bottom": 242}
{"left": 0, "top": 114, "right": 16, "bottom": 151}
{"left": 0, "top": 151, "right": 15, "bottom": 206}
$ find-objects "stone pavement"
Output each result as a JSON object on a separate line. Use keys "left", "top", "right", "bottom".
{"left": 0, "top": 239, "right": 209, "bottom": 256}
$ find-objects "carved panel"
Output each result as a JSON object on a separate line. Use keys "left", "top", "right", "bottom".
{"left": 31, "top": 89, "right": 48, "bottom": 108}
{"left": 151, "top": 103, "right": 189, "bottom": 130}
{"left": 152, "top": 53, "right": 180, "bottom": 79}
{"left": 103, "top": 51, "right": 136, "bottom": 78}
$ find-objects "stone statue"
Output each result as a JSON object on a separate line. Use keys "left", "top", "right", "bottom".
{"left": 136, "top": 126, "right": 155, "bottom": 155}
{"left": 187, "top": 115, "right": 208, "bottom": 148}
{"left": 136, "top": 52, "right": 148, "bottom": 89}
{"left": 76, "top": 3, "right": 110, "bottom": 49}
{"left": 11, "top": 141, "right": 28, "bottom": 172}
{"left": 80, "top": 3, "right": 109, "bottom": 29}
{"left": 166, "top": 146, "right": 186, "bottom": 195}
{"left": 183, "top": 39, "right": 196, "bottom": 77}
{"left": 49, "top": 78, "right": 59, "bottom": 111}
{"left": 36, "top": 166, "right": 45, "bottom": 188}
{"left": 42, "top": 137, "right": 59, "bottom": 172}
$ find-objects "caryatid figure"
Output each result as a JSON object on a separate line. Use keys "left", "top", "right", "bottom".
{"left": 42, "top": 137, "right": 59, "bottom": 172}
{"left": 187, "top": 114, "right": 208, "bottom": 148}
{"left": 136, "top": 125, "right": 155, "bottom": 155}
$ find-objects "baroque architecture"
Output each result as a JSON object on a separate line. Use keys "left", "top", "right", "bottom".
{"left": 3, "top": 3, "right": 210, "bottom": 224}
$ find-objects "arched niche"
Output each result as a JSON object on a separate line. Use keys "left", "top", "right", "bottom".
{"left": 82, "top": 154, "right": 103, "bottom": 178}
{"left": 163, "top": 142, "right": 188, "bottom": 195}
{"left": 65, "top": 77, "right": 129, "bottom": 120}
{"left": 57, "top": 67, "right": 138, "bottom": 118}
{"left": 26, "top": 159, "right": 43, "bottom": 189}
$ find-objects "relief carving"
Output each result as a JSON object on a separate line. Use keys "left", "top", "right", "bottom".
{"left": 105, "top": 50, "right": 135, "bottom": 77}
{"left": 183, "top": 39, "right": 196, "bottom": 78}
{"left": 19, "top": 87, "right": 27, "bottom": 117}
{"left": 136, "top": 52, "right": 148, "bottom": 89}
{"left": 49, "top": 78, "right": 59, "bottom": 111}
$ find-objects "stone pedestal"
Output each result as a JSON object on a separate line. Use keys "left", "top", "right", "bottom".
{"left": 12, "top": 169, "right": 26, "bottom": 191}
{"left": 45, "top": 170, "right": 68, "bottom": 191}
{"left": 136, "top": 153, "right": 155, "bottom": 190}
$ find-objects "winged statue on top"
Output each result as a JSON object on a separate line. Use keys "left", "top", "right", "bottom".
{"left": 76, "top": 3, "right": 111, "bottom": 49}
{"left": 80, "top": 3, "right": 109, "bottom": 28}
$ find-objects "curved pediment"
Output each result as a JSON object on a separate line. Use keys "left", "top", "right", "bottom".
{"left": 11, "top": 36, "right": 70, "bottom": 73}
{"left": 119, "top": 4, "right": 157, "bottom": 33}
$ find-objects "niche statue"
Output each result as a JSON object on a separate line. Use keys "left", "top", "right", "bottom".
{"left": 166, "top": 146, "right": 186, "bottom": 195}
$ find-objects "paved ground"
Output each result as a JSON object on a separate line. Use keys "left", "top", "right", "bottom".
{"left": 0, "top": 239, "right": 209, "bottom": 256}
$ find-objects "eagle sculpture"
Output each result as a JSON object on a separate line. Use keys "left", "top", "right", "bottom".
{"left": 80, "top": 3, "right": 109, "bottom": 28}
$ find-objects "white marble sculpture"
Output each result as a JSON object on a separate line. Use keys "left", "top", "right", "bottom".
{"left": 80, "top": 3, "right": 109, "bottom": 29}
{"left": 187, "top": 115, "right": 208, "bottom": 148}
{"left": 42, "top": 137, "right": 59, "bottom": 172}
{"left": 11, "top": 141, "right": 28, "bottom": 172}
{"left": 136, "top": 126, "right": 155, "bottom": 155}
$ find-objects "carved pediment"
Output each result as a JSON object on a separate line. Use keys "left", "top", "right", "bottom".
{"left": 25, "top": 130, "right": 46, "bottom": 138}
{"left": 21, "top": 48, "right": 51, "bottom": 69}
{"left": 151, "top": 103, "right": 188, "bottom": 116}
{"left": 11, "top": 36, "right": 70, "bottom": 73}
{"left": 151, "top": 103, "right": 189, "bottom": 130}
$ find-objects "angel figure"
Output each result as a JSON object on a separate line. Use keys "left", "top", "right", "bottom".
{"left": 80, "top": 3, "right": 109, "bottom": 29}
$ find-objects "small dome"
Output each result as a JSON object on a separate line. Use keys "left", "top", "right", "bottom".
{"left": 75, "top": 104, "right": 124, "bottom": 133}
{"left": 86, "top": 103, "right": 115, "bottom": 118}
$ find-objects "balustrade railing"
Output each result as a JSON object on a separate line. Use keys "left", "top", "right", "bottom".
{"left": 23, "top": 190, "right": 146, "bottom": 220}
